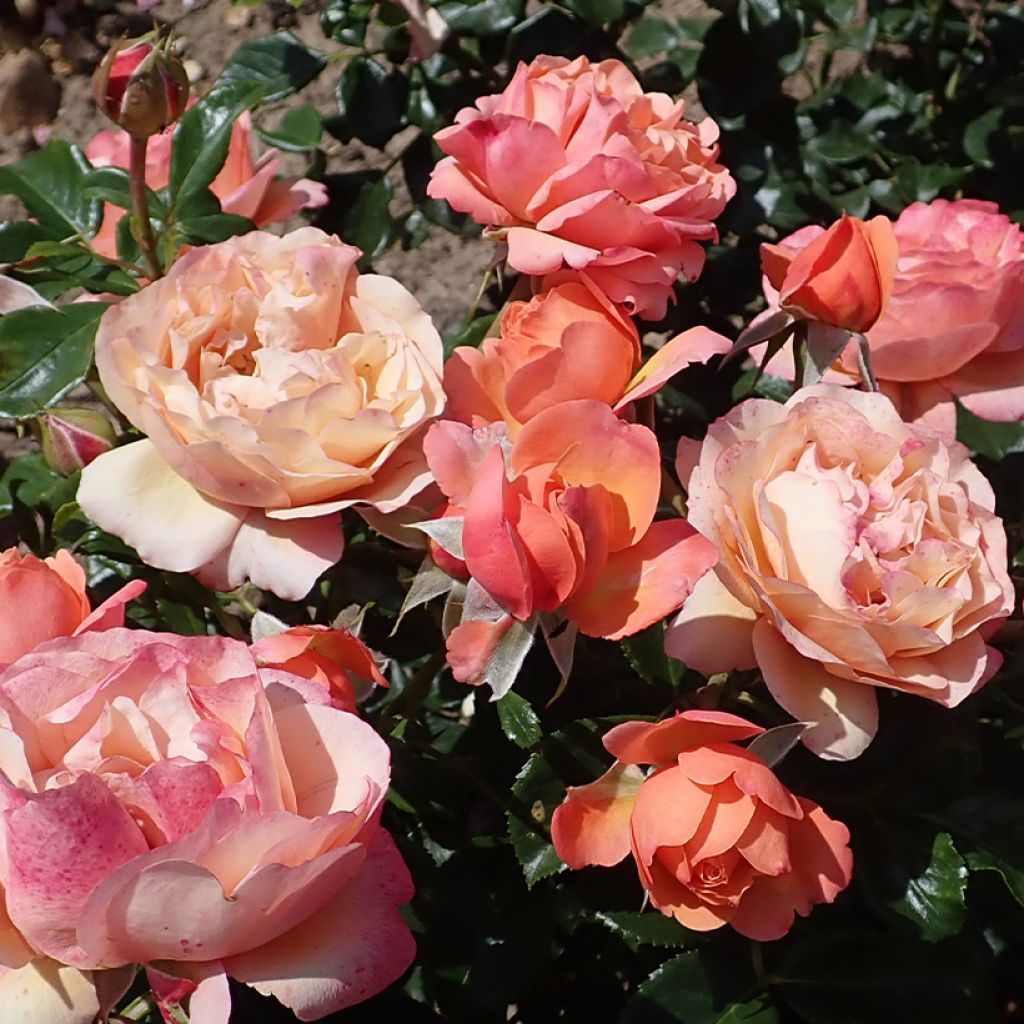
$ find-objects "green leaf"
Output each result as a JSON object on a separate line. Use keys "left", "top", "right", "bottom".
{"left": 442, "top": 314, "right": 497, "bottom": 358}
{"left": 889, "top": 832, "right": 967, "bottom": 942}
{"left": 342, "top": 176, "right": 395, "bottom": 259}
{"left": 560, "top": 0, "right": 626, "bottom": 27}
{"left": 83, "top": 167, "right": 166, "bottom": 216}
{"left": 0, "top": 303, "right": 108, "bottom": 419}
{"left": 256, "top": 105, "right": 323, "bottom": 153}
{"left": 507, "top": 749, "right": 566, "bottom": 888}
{"left": 0, "top": 140, "right": 101, "bottom": 237}
{"left": 0, "top": 222, "right": 57, "bottom": 263}
{"left": 333, "top": 57, "right": 408, "bottom": 150}
{"left": 963, "top": 107, "right": 1003, "bottom": 169}
{"left": 776, "top": 930, "right": 997, "bottom": 1023}
{"left": 218, "top": 31, "right": 327, "bottom": 103}
{"left": 965, "top": 850, "right": 1024, "bottom": 906}
{"left": 320, "top": 0, "right": 372, "bottom": 46}
{"left": 621, "top": 621, "right": 682, "bottom": 687}
{"left": 955, "top": 401, "right": 1024, "bottom": 460}
{"left": 622, "top": 950, "right": 777, "bottom": 1024}
{"left": 624, "top": 16, "right": 681, "bottom": 59}
{"left": 169, "top": 82, "right": 265, "bottom": 201}
{"left": 496, "top": 691, "right": 542, "bottom": 750}
{"left": 436, "top": 0, "right": 525, "bottom": 35}
{"left": 591, "top": 910, "right": 694, "bottom": 952}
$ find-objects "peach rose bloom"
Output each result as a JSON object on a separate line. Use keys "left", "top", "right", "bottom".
{"left": 425, "top": 400, "right": 718, "bottom": 646}
{"left": 86, "top": 111, "right": 328, "bottom": 260}
{"left": 0, "top": 547, "right": 144, "bottom": 665}
{"left": 0, "top": 628, "right": 414, "bottom": 1024}
{"left": 761, "top": 212, "right": 897, "bottom": 333}
{"left": 552, "top": 711, "right": 852, "bottom": 940}
{"left": 427, "top": 56, "right": 735, "bottom": 320}
{"left": 78, "top": 228, "right": 445, "bottom": 601}
{"left": 444, "top": 278, "right": 730, "bottom": 434}
{"left": 252, "top": 624, "right": 388, "bottom": 713}
{"left": 665, "top": 385, "right": 1014, "bottom": 760}
{"left": 758, "top": 200, "right": 1024, "bottom": 433}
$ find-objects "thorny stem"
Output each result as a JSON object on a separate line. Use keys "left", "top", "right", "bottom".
{"left": 129, "top": 134, "right": 163, "bottom": 281}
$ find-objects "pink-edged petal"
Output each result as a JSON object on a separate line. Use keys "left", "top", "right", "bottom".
{"left": 195, "top": 510, "right": 345, "bottom": 601}
{"left": 752, "top": 619, "right": 878, "bottom": 761}
{"left": 551, "top": 762, "right": 644, "bottom": 869}
{"left": 664, "top": 570, "right": 758, "bottom": 674}
{"left": 604, "top": 711, "right": 764, "bottom": 766}
{"left": 3, "top": 773, "right": 148, "bottom": 966}
{"left": 563, "top": 519, "right": 719, "bottom": 640}
{"left": 74, "top": 579, "right": 147, "bottom": 635}
{"left": 224, "top": 830, "right": 415, "bottom": 1021}
{"left": 506, "top": 227, "right": 599, "bottom": 276}
{"left": 0, "top": 961, "right": 100, "bottom": 1024}
{"left": 615, "top": 327, "right": 732, "bottom": 409}
{"left": 77, "top": 440, "right": 246, "bottom": 575}
{"left": 462, "top": 447, "right": 534, "bottom": 620}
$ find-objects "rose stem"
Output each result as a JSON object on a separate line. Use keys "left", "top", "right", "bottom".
{"left": 129, "top": 134, "right": 163, "bottom": 280}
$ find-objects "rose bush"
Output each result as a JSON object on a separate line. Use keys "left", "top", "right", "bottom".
{"left": 86, "top": 111, "right": 327, "bottom": 261}
{"left": 427, "top": 56, "right": 735, "bottom": 320}
{"left": 78, "top": 227, "right": 445, "bottom": 600}
{"left": 0, "top": 628, "right": 414, "bottom": 1023}
{"left": 552, "top": 711, "right": 852, "bottom": 940}
{"left": 758, "top": 200, "right": 1024, "bottom": 431}
{"left": 0, "top": 547, "right": 143, "bottom": 665}
{"left": 666, "top": 385, "right": 1014, "bottom": 760}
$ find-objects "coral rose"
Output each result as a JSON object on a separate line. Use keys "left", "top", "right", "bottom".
{"left": 427, "top": 56, "right": 735, "bottom": 320}
{"left": 444, "top": 278, "right": 730, "bottom": 433}
{"left": 760, "top": 200, "right": 1024, "bottom": 433}
{"left": 551, "top": 711, "right": 852, "bottom": 940}
{"left": 78, "top": 228, "right": 445, "bottom": 600}
{"left": 760, "top": 212, "right": 897, "bottom": 333}
{"left": 0, "top": 628, "right": 414, "bottom": 1023}
{"left": 425, "top": 400, "right": 718, "bottom": 643}
{"left": 665, "top": 385, "right": 1014, "bottom": 760}
{"left": 0, "top": 547, "right": 143, "bottom": 665}
{"left": 86, "top": 110, "right": 327, "bottom": 260}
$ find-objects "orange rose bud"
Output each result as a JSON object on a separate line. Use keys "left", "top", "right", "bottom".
{"left": 91, "top": 36, "right": 189, "bottom": 138}
{"left": 760, "top": 212, "right": 898, "bottom": 333}
{"left": 38, "top": 407, "right": 116, "bottom": 475}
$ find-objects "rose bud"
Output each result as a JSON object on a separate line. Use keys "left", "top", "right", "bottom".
{"left": 91, "top": 36, "right": 189, "bottom": 138}
{"left": 38, "top": 407, "right": 116, "bottom": 475}
{"left": 760, "top": 212, "right": 898, "bottom": 334}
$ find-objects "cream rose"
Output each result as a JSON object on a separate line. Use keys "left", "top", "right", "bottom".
{"left": 78, "top": 228, "right": 445, "bottom": 600}
{"left": 665, "top": 385, "right": 1013, "bottom": 760}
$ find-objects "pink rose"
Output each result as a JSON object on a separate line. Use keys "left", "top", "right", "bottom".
{"left": 0, "top": 547, "right": 143, "bottom": 665}
{"left": 78, "top": 228, "right": 446, "bottom": 600}
{"left": 758, "top": 200, "right": 1024, "bottom": 433}
{"left": 427, "top": 56, "right": 735, "bottom": 320}
{"left": 0, "top": 628, "right": 414, "bottom": 1023}
{"left": 86, "top": 109, "right": 328, "bottom": 261}
{"left": 665, "top": 385, "right": 1014, "bottom": 760}
{"left": 552, "top": 711, "right": 852, "bottom": 940}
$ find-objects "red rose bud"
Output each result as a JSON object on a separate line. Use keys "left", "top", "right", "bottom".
{"left": 39, "top": 408, "right": 117, "bottom": 475}
{"left": 91, "top": 36, "right": 189, "bottom": 138}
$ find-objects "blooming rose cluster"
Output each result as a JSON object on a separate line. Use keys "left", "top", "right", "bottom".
{"left": 0, "top": 628, "right": 413, "bottom": 1024}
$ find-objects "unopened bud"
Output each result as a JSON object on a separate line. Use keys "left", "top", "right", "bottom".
{"left": 39, "top": 408, "right": 116, "bottom": 475}
{"left": 91, "top": 36, "right": 190, "bottom": 138}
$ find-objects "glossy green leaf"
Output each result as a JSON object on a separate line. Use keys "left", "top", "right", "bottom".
{"left": 497, "top": 691, "right": 542, "bottom": 750}
{"left": 218, "top": 32, "right": 327, "bottom": 103}
{"left": 0, "top": 303, "right": 108, "bottom": 419}
{"left": 956, "top": 401, "right": 1024, "bottom": 460}
{"left": 889, "top": 832, "right": 968, "bottom": 942}
{"left": 591, "top": 910, "right": 694, "bottom": 952}
{"left": 437, "top": 0, "right": 524, "bottom": 35}
{"left": 0, "top": 222, "right": 58, "bottom": 263}
{"left": 507, "top": 749, "right": 567, "bottom": 888}
{"left": 333, "top": 58, "right": 408, "bottom": 150}
{"left": 256, "top": 105, "right": 323, "bottom": 153}
{"left": 342, "top": 176, "right": 395, "bottom": 259}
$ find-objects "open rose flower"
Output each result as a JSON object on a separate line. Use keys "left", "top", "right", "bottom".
{"left": 86, "top": 110, "right": 327, "bottom": 261}
{"left": 760, "top": 212, "right": 897, "bottom": 333}
{"left": 425, "top": 400, "right": 718, "bottom": 649}
{"left": 78, "top": 228, "right": 445, "bottom": 601}
{"left": 552, "top": 711, "right": 852, "bottom": 940}
{"left": 0, "top": 547, "right": 144, "bottom": 665}
{"left": 428, "top": 56, "right": 735, "bottom": 320}
{"left": 665, "top": 386, "right": 1014, "bottom": 760}
{"left": 0, "top": 628, "right": 414, "bottom": 1024}
{"left": 758, "top": 200, "right": 1024, "bottom": 433}
{"left": 444, "top": 278, "right": 730, "bottom": 433}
